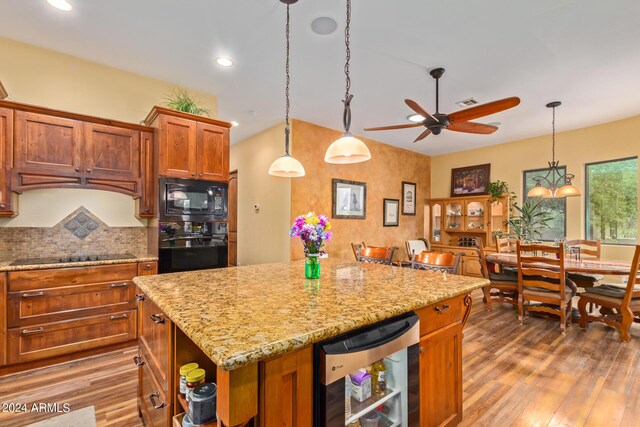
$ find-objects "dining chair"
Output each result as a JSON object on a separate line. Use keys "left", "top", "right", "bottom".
{"left": 496, "top": 237, "right": 518, "bottom": 253}
{"left": 578, "top": 245, "right": 640, "bottom": 342}
{"left": 405, "top": 239, "right": 430, "bottom": 260}
{"left": 411, "top": 251, "right": 462, "bottom": 274}
{"left": 564, "top": 239, "right": 603, "bottom": 289}
{"left": 351, "top": 242, "right": 366, "bottom": 261}
{"left": 516, "top": 242, "right": 577, "bottom": 334}
{"left": 358, "top": 246, "right": 396, "bottom": 265}
{"left": 477, "top": 240, "right": 518, "bottom": 310}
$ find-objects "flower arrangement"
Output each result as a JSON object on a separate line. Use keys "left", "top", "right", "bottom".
{"left": 290, "top": 212, "right": 333, "bottom": 255}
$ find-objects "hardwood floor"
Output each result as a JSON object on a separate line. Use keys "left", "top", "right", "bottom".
{"left": 0, "top": 289, "right": 638, "bottom": 426}
{"left": 0, "top": 347, "right": 142, "bottom": 427}
{"left": 461, "top": 289, "right": 640, "bottom": 427}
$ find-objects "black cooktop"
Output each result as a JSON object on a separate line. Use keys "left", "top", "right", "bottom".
{"left": 10, "top": 253, "right": 137, "bottom": 266}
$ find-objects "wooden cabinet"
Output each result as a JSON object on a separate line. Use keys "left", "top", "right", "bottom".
{"left": 139, "top": 293, "right": 173, "bottom": 400}
{"left": 138, "top": 351, "right": 171, "bottom": 427}
{"left": 0, "top": 273, "right": 6, "bottom": 366}
{"left": 0, "top": 107, "right": 15, "bottom": 216}
{"left": 146, "top": 106, "right": 231, "bottom": 183}
{"left": 228, "top": 170, "right": 238, "bottom": 266}
{"left": 137, "top": 131, "right": 155, "bottom": 218}
{"left": 259, "top": 346, "right": 312, "bottom": 427}
{"left": 138, "top": 261, "right": 158, "bottom": 276}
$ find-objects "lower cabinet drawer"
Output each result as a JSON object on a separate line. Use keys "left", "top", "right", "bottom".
{"left": 6, "top": 309, "right": 137, "bottom": 364}
{"left": 8, "top": 281, "right": 135, "bottom": 327}
{"left": 416, "top": 295, "right": 466, "bottom": 337}
{"left": 139, "top": 351, "right": 171, "bottom": 427}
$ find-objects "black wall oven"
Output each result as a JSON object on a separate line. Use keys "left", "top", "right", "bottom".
{"left": 159, "top": 178, "right": 228, "bottom": 222}
{"left": 158, "top": 222, "right": 228, "bottom": 274}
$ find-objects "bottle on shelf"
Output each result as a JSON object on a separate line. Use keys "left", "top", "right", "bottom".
{"left": 370, "top": 359, "right": 387, "bottom": 396}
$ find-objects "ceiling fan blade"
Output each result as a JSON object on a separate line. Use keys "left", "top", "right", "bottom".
{"left": 414, "top": 128, "right": 432, "bottom": 142}
{"left": 405, "top": 99, "right": 437, "bottom": 122}
{"left": 449, "top": 97, "right": 520, "bottom": 124}
{"left": 364, "top": 123, "right": 423, "bottom": 131}
{"left": 447, "top": 121, "right": 498, "bottom": 134}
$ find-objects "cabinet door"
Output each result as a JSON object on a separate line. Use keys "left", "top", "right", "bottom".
{"left": 83, "top": 123, "right": 141, "bottom": 196}
{"left": 462, "top": 255, "right": 482, "bottom": 277}
{"left": 196, "top": 123, "right": 229, "bottom": 182}
{"left": 158, "top": 115, "right": 196, "bottom": 179}
{"left": 419, "top": 322, "right": 463, "bottom": 427}
{"left": 430, "top": 202, "right": 442, "bottom": 243}
{"left": 139, "top": 294, "right": 173, "bottom": 400}
{"left": 464, "top": 200, "right": 487, "bottom": 232}
{"left": 137, "top": 261, "right": 158, "bottom": 276}
{"left": 137, "top": 131, "right": 155, "bottom": 218}
{"left": 13, "top": 111, "right": 82, "bottom": 187}
{"left": 228, "top": 171, "right": 238, "bottom": 266}
{"left": 0, "top": 108, "right": 14, "bottom": 216}
{"left": 138, "top": 351, "right": 171, "bottom": 427}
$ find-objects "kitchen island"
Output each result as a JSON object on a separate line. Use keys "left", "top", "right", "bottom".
{"left": 133, "top": 259, "right": 488, "bottom": 427}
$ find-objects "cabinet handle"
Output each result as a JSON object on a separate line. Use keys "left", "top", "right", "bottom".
{"left": 419, "top": 346, "right": 424, "bottom": 354}
{"left": 110, "top": 314, "right": 128, "bottom": 320}
{"left": 0, "top": 203, "right": 5, "bottom": 209}
{"left": 135, "top": 293, "right": 145, "bottom": 301}
{"left": 145, "top": 264, "right": 152, "bottom": 269}
{"left": 150, "top": 313, "right": 165, "bottom": 324}
{"left": 149, "top": 392, "right": 165, "bottom": 409}
{"left": 86, "top": 168, "right": 91, "bottom": 173}
{"left": 133, "top": 355, "right": 145, "bottom": 366}
{"left": 111, "top": 283, "right": 129, "bottom": 288}
{"left": 22, "top": 327, "right": 44, "bottom": 335}
{"left": 144, "top": 208, "right": 150, "bottom": 213}
{"left": 191, "top": 172, "right": 195, "bottom": 176}
{"left": 75, "top": 167, "right": 80, "bottom": 172}
{"left": 435, "top": 304, "right": 450, "bottom": 314}
{"left": 22, "top": 291, "right": 45, "bottom": 298}
{"left": 198, "top": 173, "right": 203, "bottom": 177}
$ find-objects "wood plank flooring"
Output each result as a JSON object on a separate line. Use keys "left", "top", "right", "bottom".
{"left": 0, "top": 289, "right": 638, "bottom": 426}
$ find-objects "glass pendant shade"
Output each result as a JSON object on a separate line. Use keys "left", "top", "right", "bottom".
{"left": 268, "top": 154, "right": 305, "bottom": 177}
{"left": 324, "top": 132, "right": 372, "bottom": 164}
{"left": 555, "top": 183, "right": 581, "bottom": 197}
{"left": 527, "top": 185, "right": 553, "bottom": 198}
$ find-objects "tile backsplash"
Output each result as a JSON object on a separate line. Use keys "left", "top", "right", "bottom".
{"left": 0, "top": 207, "right": 148, "bottom": 260}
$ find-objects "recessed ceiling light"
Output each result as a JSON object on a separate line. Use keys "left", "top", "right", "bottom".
{"left": 47, "top": 0, "right": 72, "bottom": 11}
{"left": 407, "top": 114, "right": 425, "bottom": 123}
{"left": 230, "top": 121, "right": 239, "bottom": 127}
{"left": 311, "top": 17, "right": 338, "bottom": 35}
{"left": 216, "top": 57, "right": 233, "bottom": 67}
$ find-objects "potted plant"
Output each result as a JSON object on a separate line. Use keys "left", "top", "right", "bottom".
{"left": 507, "top": 200, "right": 553, "bottom": 243}
{"left": 487, "top": 180, "right": 515, "bottom": 203}
{"left": 165, "top": 88, "right": 213, "bottom": 117}
{"left": 290, "top": 212, "right": 333, "bottom": 279}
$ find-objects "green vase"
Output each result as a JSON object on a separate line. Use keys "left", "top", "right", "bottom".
{"left": 305, "top": 254, "right": 321, "bottom": 279}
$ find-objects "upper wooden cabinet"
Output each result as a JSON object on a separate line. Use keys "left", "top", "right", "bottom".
{"left": 146, "top": 106, "right": 231, "bottom": 183}
{"left": 0, "top": 100, "right": 155, "bottom": 218}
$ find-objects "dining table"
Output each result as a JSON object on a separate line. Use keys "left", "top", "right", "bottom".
{"left": 485, "top": 252, "right": 634, "bottom": 276}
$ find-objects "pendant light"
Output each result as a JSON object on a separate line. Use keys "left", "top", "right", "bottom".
{"left": 324, "top": 0, "right": 371, "bottom": 164}
{"left": 269, "top": 0, "right": 305, "bottom": 177}
{"left": 527, "top": 101, "right": 581, "bottom": 198}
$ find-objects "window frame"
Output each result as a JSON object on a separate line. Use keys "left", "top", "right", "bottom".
{"left": 584, "top": 156, "right": 638, "bottom": 246}
{"left": 522, "top": 166, "right": 568, "bottom": 241}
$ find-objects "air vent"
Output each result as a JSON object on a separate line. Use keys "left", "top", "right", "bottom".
{"left": 456, "top": 98, "right": 479, "bottom": 108}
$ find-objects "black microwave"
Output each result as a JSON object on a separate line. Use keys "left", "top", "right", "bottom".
{"left": 159, "top": 178, "right": 228, "bottom": 222}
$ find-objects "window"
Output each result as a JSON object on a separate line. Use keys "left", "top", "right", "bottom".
{"left": 586, "top": 157, "right": 638, "bottom": 245}
{"left": 523, "top": 167, "right": 567, "bottom": 241}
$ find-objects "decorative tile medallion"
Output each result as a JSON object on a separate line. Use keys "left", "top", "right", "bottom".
{"left": 63, "top": 211, "right": 101, "bottom": 240}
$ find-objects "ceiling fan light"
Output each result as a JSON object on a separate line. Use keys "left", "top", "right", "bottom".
{"left": 324, "top": 132, "right": 372, "bottom": 164}
{"left": 268, "top": 154, "right": 306, "bottom": 177}
{"left": 556, "top": 184, "right": 581, "bottom": 197}
{"left": 527, "top": 185, "right": 553, "bottom": 198}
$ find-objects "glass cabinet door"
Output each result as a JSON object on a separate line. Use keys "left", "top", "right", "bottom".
{"left": 445, "top": 202, "right": 463, "bottom": 231}
{"left": 431, "top": 203, "right": 442, "bottom": 242}
{"left": 490, "top": 199, "right": 507, "bottom": 243}
{"left": 465, "top": 201, "right": 486, "bottom": 231}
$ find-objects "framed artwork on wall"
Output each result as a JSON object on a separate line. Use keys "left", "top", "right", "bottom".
{"left": 383, "top": 198, "right": 399, "bottom": 227}
{"left": 332, "top": 178, "right": 367, "bottom": 219}
{"left": 450, "top": 163, "right": 491, "bottom": 197}
{"left": 402, "top": 181, "right": 416, "bottom": 215}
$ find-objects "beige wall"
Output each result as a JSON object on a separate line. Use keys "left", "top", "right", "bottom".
{"left": 431, "top": 115, "right": 640, "bottom": 261}
{"left": 229, "top": 123, "right": 292, "bottom": 265}
{"left": 0, "top": 37, "right": 218, "bottom": 227}
{"left": 290, "top": 120, "right": 431, "bottom": 262}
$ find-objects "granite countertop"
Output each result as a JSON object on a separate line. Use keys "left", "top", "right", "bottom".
{"left": 134, "top": 259, "right": 488, "bottom": 371}
{"left": 0, "top": 254, "right": 158, "bottom": 272}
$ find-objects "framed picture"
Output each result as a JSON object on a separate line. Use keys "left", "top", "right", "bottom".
{"left": 402, "top": 181, "right": 416, "bottom": 215}
{"left": 450, "top": 163, "right": 491, "bottom": 197}
{"left": 332, "top": 179, "right": 367, "bottom": 219}
{"left": 383, "top": 198, "right": 399, "bottom": 227}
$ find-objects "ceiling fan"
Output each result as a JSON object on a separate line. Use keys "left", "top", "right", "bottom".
{"left": 364, "top": 68, "right": 521, "bottom": 142}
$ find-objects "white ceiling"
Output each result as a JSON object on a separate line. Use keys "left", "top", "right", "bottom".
{"left": 1, "top": 0, "right": 640, "bottom": 155}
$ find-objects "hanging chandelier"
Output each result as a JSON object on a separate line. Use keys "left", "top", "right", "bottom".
{"left": 527, "top": 101, "right": 580, "bottom": 198}
{"left": 268, "top": 0, "right": 305, "bottom": 177}
{"left": 324, "top": 0, "right": 371, "bottom": 164}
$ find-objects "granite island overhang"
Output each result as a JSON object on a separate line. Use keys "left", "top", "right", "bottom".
{"left": 133, "top": 259, "right": 488, "bottom": 426}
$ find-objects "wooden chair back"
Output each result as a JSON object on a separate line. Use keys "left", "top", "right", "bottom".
{"left": 477, "top": 240, "right": 518, "bottom": 310}
{"left": 411, "top": 251, "right": 462, "bottom": 274}
{"left": 496, "top": 237, "right": 518, "bottom": 253}
{"left": 476, "top": 240, "right": 489, "bottom": 279}
{"left": 405, "top": 239, "right": 430, "bottom": 259}
{"left": 622, "top": 245, "right": 640, "bottom": 307}
{"left": 351, "top": 242, "right": 365, "bottom": 261}
{"left": 516, "top": 242, "right": 566, "bottom": 296}
{"left": 564, "top": 239, "right": 601, "bottom": 260}
{"left": 358, "top": 246, "right": 396, "bottom": 265}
